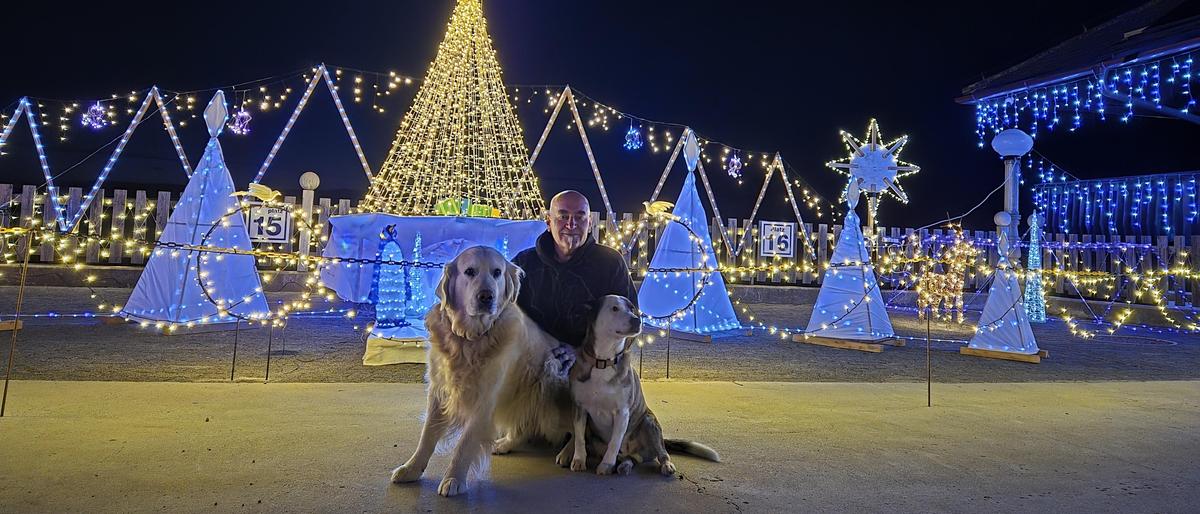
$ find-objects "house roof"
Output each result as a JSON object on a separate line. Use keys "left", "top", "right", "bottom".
{"left": 957, "top": 0, "right": 1200, "bottom": 103}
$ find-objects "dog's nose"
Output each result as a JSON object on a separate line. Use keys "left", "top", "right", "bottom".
{"left": 477, "top": 291, "right": 494, "bottom": 306}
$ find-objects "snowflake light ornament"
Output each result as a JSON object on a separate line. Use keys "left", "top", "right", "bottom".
{"left": 726, "top": 151, "right": 743, "bottom": 179}
{"left": 827, "top": 119, "right": 919, "bottom": 212}
{"left": 81, "top": 102, "right": 109, "bottom": 129}
{"left": 227, "top": 108, "right": 252, "bottom": 135}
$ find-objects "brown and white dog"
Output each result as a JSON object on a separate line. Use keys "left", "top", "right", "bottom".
{"left": 556, "top": 295, "right": 720, "bottom": 476}
{"left": 389, "top": 246, "right": 572, "bottom": 497}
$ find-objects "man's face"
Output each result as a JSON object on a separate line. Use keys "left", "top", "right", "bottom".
{"left": 547, "top": 193, "right": 591, "bottom": 255}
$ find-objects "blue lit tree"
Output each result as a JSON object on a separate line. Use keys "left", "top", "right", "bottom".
{"left": 1024, "top": 213, "right": 1047, "bottom": 322}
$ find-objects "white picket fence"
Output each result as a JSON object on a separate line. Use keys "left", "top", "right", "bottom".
{"left": 2, "top": 183, "right": 1197, "bottom": 306}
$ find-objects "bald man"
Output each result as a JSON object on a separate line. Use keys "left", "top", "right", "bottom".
{"left": 512, "top": 191, "right": 639, "bottom": 372}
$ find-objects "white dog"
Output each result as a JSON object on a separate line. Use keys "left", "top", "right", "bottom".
{"left": 557, "top": 295, "right": 720, "bottom": 476}
{"left": 389, "top": 246, "right": 571, "bottom": 497}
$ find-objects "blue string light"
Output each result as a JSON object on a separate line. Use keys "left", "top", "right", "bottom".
{"left": 1032, "top": 172, "right": 1200, "bottom": 237}
{"left": 973, "top": 52, "right": 1198, "bottom": 143}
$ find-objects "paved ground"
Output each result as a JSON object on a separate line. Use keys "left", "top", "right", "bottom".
{"left": 0, "top": 380, "right": 1196, "bottom": 513}
{"left": 2, "top": 286, "right": 1199, "bottom": 512}
{"left": 1, "top": 287, "right": 1197, "bottom": 384}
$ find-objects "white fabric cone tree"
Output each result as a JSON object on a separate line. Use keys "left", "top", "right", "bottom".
{"left": 638, "top": 171, "right": 740, "bottom": 334}
{"left": 967, "top": 257, "right": 1040, "bottom": 355}
{"left": 804, "top": 207, "right": 894, "bottom": 340}
{"left": 121, "top": 91, "right": 269, "bottom": 327}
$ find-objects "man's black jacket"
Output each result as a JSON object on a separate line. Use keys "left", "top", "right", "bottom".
{"left": 512, "top": 231, "right": 638, "bottom": 348}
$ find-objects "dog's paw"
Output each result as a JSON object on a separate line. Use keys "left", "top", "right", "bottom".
{"left": 570, "top": 457, "right": 588, "bottom": 472}
{"left": 492, "top": 436, "right": 516, "bottom": 455}
{"left": 555, "top": 448, "right": 573, "bottom": 467}
{"left": 390, "top": 463, "right": 423, "bottom": 483}
{"left": 596, "top": 461, "right": 616, "bottom": 475}
{"left": 437, "top": 476, "right": 468, "bottom": 497}
{"left": 659, "top": 459, "right": 677, "bottom": 476}
{"left": 617, "top": 460, "right": 635, "bottom": 476}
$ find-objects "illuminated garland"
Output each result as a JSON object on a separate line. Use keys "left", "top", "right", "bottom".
{"left": 971, "top": 51, "right": 1197, "bottom": 144}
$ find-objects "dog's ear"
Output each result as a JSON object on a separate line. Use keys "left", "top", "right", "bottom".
{"left": 581, "top": 298, "right": 603, "bottom": 324}
{"left": 503, "top": 261, "right": 525, "bottom": 306}
{"left": 436, "top": 260, "right": 458, "bottom": 308}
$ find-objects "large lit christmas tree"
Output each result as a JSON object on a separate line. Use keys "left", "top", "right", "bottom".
{"left": 358, "top": 0, "right": 545, "bottom": 219}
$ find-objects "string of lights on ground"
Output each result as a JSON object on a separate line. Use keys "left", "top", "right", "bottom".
{"left": 2, "top": 198, "right": 1196, "bottom": 342}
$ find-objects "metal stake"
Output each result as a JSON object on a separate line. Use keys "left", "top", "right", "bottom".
{"left": 2, "top": 230, "right": 34, "bottom": 417}
{"left": 230, "top": 320, "right": 241, "bottom": 381}
{"left": 926, "top": 312, "right": 932, "bottom": 408}
{"left": 665, "top": 328, "right": 671, "bottom": 380}
{"left": 264, "top": 324, "right": 274, "bottom": 382}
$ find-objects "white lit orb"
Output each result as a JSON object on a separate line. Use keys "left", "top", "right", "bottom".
{"left": 991, "top": 128, "right": 1034, "bottom": 158}
{"left": 299, "top": 171, "right": 321, "bottom": 191}
{"left": 994, "top": 211, "right": 1012, "bottom": 227}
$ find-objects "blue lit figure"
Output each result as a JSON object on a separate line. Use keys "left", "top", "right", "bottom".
{"left": 623, "top": 121, "right": 643, "bottom": 150}
{"left": 407, "top": 232, "right": 424, "bottom": 317}
{"left": 1024, "top": 213, "right": 1047, "bottom": 323}
{"left": 370, "top": 225, "right": 414, "bottom": 335}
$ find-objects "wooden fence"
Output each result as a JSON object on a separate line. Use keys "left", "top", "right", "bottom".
{"left": 2, "top": 184, "right": 1197, "bottom": 306}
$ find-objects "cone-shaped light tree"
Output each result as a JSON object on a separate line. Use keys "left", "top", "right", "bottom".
{"left": 358, "top": 0, "right": 545, "bottom": 219}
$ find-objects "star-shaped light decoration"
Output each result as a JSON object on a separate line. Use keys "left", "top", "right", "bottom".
{"left": 827, "top": 119, "right": 919, "bottom": 213}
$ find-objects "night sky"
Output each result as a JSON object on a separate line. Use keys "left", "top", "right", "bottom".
{"left": 3, "top": 0, "right": 1197, "bottom": 229}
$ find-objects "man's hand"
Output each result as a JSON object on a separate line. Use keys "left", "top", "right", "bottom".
{"left": 550, "top": 343, "right": 576, "bottom": 379}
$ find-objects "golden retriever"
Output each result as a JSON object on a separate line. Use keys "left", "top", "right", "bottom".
{"left": 389, "top": 246, "right": 571, "bottom": 497}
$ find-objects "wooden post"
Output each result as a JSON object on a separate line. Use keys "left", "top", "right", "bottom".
{"left": 85, "top": 189, "right": 105, "bottom": 264}
{"left": 316, "top": 197, "right": 333, "bottom": 257}
{"left": 298, "top": 188, "right": 315, "bottom": 272}
{"left": 1054, "top": 234, "right": 1066, "bottom": 294}
{"left": 39, "top": 190, "right": 55, "bottom": 262}
{"left": 282, "top": 195, "right": 297, "bottom": 254}
{"left": 1190, "top": 235, "right": 1200, "bottom": 307}
{"left": 817, "top": 223, "right": 828, "bottom": 285}
{"left": 1066, "top": 234, "right": 1079, "bottom": 294}
{"left": 109, "top": 190, "right": 128, "bottom": 264}
{"left": 131, "top": 191, "right": 149, "bottom": 265}
{"left": 1082, "top": 235, "right": 1093, "bottom": 274}
{"left": 1158, "top": 235, "right": 1170, "bottom": 303}
{"left": 0, "top": 184, "right": 9, "bottom": 258}
{"left": 1174, "top": 235, "right": 1186, "bottom": 305}
{"left": 589, "top": 211, "right": 601, "bottom": 244}
{"left": 17, "top": 186, "right": 34, "bottom": 261}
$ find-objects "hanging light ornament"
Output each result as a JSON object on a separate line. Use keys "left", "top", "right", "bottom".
{"left": 623, "top": 121, "right": 643, "bottom": 150}
{"left": 228, "top": 108, "right": 252, "bottom": 135}
{"left": 81, "top": 102, "right": 109, "bottom": 129}
{"left": 726, "top": 151, "right": 743, "bottom": 179}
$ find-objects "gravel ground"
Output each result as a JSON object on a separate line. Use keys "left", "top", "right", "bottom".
{"left": 1, "top": 286, "right": 1197, "bottom": 383}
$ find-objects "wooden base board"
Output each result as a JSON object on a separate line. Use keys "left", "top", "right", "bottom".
{"left": 160, "top": 323, "right": 262, "bottom": 336}
{"left": 959, "top": 347, "right": 1045, "bottom": 364}
{"left": 667, "top": 331, "right": 713, "bottom": 343}
{"left": 0, "top": 320, "right": 22, "bottom": 332}
{"left": 790, "top": 334, "right": 898, "bottom": 353}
